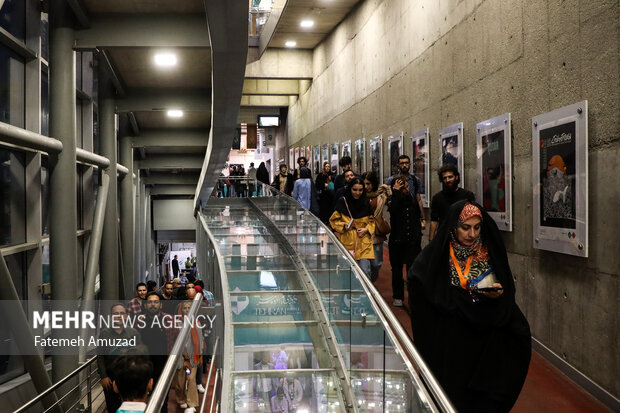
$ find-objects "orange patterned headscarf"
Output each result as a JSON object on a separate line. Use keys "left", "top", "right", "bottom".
{"left": 458, "top": 203, "right": 483, "bottom": 225}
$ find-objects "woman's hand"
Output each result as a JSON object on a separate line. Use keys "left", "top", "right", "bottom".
{"left": 356, "top": 227, "right": 368, "bottom": 237}
{"left": 392, "top": 179, "right": 403, "bottom": 191}
{"left": 479, "top": 283, "right": 504, "bottom": 299}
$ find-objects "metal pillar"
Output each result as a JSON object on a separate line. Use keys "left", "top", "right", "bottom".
{"left": 119, "top": 117, "right": 135, "bottom": 297}
{"left": 49, "top": 0, "right": 78, "bottom": 383}
{"left": 98, "top": 61, "right": 119, "bottom": 300}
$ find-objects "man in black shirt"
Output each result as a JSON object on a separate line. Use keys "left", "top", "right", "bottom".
{"left": 429, "top": 164, "right": 474, "bottom": 240}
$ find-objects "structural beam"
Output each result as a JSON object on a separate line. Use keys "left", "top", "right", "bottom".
{"left": 195, "top": 0, "right": 248, "bottom": 208}
{"left": 49, "top": 0, "right": 78, "bottom": 383}
{"left": 245, "top": 49, "right": 313, "bottom": 79}
{"left": 138, "top": 155, "right": 204, "bottom": 170}
{"left": 74, "top": 14, "right": 210, "bottom": 49}
{"left": 143, "top": 172, "right": 201, "bottom": 185}
{"left": 116, "top": 88, "right": 212, "bottom": 112}
{"left": 258, "top": 0, "right": 288, "bottom": 58}
{"left": 119, "top": 117, "right": 135, "bottom": 299}
{"left": 132, "top": 129, "right": 208, "bottom": 148}
{"left": 66, "top": 0, "right": 90, "bottom": 29}
{"left": 240, "top": 95, "right": 290, "bottom": 107}
{"left": 150, "top": 185, "right": 197, "bottom": 196}
{"left": 99, "top": 50, "right": 126, "bottom": 97}
{"left": 242, "top": 79, "right": 301, "bottom": 96}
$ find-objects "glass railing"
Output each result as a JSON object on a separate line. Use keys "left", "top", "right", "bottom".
{"left": 198, "top": 181, "right": 455, "bottom": 412}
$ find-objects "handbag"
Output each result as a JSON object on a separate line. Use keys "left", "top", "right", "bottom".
{"left": 375, "top": 215, "right": 391, "bottom": 236}
{"left": 343, "top": 198, "right": 358, "bottom": 259}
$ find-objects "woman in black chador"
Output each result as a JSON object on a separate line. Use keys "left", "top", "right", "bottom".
{"left": 408, "top": 200, "right": 531, "bottom": 412}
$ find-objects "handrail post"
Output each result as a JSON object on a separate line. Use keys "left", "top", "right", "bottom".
{"left": 78, "top": 172, "right": 110, "bottom": 363}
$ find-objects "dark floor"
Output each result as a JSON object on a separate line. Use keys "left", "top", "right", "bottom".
{"left": 374, "top": 246, "right": 612, "bottom": 413}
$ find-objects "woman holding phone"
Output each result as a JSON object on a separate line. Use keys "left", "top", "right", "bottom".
{"left": 330, "top": 177, "right": 375, "bottom": 277}
{"left": 408, "top": 200, "right": 531, "bottom": 412}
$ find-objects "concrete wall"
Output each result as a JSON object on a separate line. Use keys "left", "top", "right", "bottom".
{"left": 286, "top": 0, "right": 619, "bottom": 399}
{"left": 152, "top": 199, "right": 196, "bottom": 231}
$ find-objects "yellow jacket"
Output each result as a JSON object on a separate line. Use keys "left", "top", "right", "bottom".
{"left": 329, "top": 211, "right": 375, "bottom": 260}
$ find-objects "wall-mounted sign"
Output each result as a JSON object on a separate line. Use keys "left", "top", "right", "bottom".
{"left": 532, "top": 101, "right": 588, "bottom": 257}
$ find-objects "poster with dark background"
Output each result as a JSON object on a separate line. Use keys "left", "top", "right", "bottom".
{"left": 388, "top": 139, "right": 401, "bottom": 178}
{"left": 413, "top": 138, "right": 427, "bottom": 195}
{"left": 481, "top": 130, "right": 506, "bottom": 212}
{"left": 539, "top": 121, "right": 576, "bottom": 229}
{"left": 370, "top": 139, "right": 381, "bottom": 180}
{"left": 441, "top": 134, "right": 459, "bottom": 168}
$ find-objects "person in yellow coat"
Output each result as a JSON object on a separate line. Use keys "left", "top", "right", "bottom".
{"left": 330, "top": 177, "right": 375, "bottom": 277}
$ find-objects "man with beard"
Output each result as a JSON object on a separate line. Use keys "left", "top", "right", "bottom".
{"left": 333, "top": 169, "right": 356, "bottom": 204}
{"left": 138, "top": 292, "right": 177, "bottom": 413}
{"left": 334, "top": 156, "right": 357, "bottom": 192}
{"left": 127, "top": 283, "right": 147, "bottom": 316}
{"left": 386, "top": 155, "right": 427, "bottom": 229}
{"left": 429, "top": 164, "right": 474, "bottom": 240}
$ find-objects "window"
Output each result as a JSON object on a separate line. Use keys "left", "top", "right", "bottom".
{"left": 0, "top": 0, "right": 26, "bottom": 41}
{"left": 41, "top": 71, "right": 49, "bottom": 136}
{"left": 77, "top": 165, "right": 83, "bottom": 229}
{"left": 41, "top": 156, "right": 49, "bottom": 235}
{"left": 0, "top": 45, "right": 25, "bottom": 127}
{"left": 0, "top": 147, "right": 26, "bottom": 247}
{"left": 40, "top": 12, "right": 49, "bottom": 61}
{"left": 0, "top": 252, "right": 26, "bottom": 384}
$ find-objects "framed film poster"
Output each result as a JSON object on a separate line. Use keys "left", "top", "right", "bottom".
{"left": 289, "top": 148, "right": 294, "bottom": 169}
{"left": 313, "top": 145, "right": 321, "bottom": 175}
{"left": 341, "top": 140, "right": 352, "bottom": 161}
{"left": 353, "top": 138, "right": 366, "bottom": 175}
{"left": 322, "top": 144, "right": 329, "bottom": 169}
{"left": 476, "top": 114, "right": 512, "bottom": 231}
{"left": 294, "top": 147, "right": 300, "bottom": 165}
{"left": 387, "top": 132, "right": 403, "bottom": 181}
{"left": 369, "top": 136, "right": 383, "bottom": 184}
{"left": 331, "top": 142, "right": 339, "bottom": 174}
{"left": 411, "top": 128, "right": 430, "bottom": 208}
{"left": 438, "top": 122, "right": 464, "bottom": 188}
{"left": 532, "top": 100, "right": 588, "bottom": 257}
{"left": 306, "top": 146, "right": 311, "bottom": 163}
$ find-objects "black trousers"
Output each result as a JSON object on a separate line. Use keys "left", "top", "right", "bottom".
{"left": 388, "top": 240, "right": 421, "bottom": 300}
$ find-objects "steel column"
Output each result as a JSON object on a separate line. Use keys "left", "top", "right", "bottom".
{"left": 98, "top": 60, "right": 119, "bottom": 300}
{"left": 119, "top": 118, "right": 135, "bottom": 297}
{"left": 49, "top": 0, "right": 78, "bottom": 382}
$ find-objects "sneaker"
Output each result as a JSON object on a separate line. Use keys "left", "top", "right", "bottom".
{"left": 393, "top": 299, "right": 403, "bottom": 307}
{"left": 184, "top": 408, "right": 196, "bottom": 413}
{"left": 197, "top": 384, "right": 206, "bottom": 393}
{"left": 179, "top": 403, "right": 188, "bottom": 409}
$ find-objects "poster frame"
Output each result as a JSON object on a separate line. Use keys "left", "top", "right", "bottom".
{"left": 331, "top": 142, "right": 339, "bottom": 174}
{"left": 294, "top": 147, "right": 300, "bottom": 166}
{"left": 306, "top": 146, "right": 311, "bottom": 163}
{"left": 353, "top": 138, "right": 366, "bottom": 175}
{"left": 410, "top": 128, "right": 430, "bottom": 208}
{"left": 476, "top": 114, "right": 512, "bottom": 231}
{"left": 532, "top": 100, "right": 588, "bottom": 257}
{"left": 438, "top": 122, "right": 464, "bottom": 188}
{"left": 369, "top": 136, "right": 383, "bottom": 184}
{"left": 289, "top": 148, "right": 294, "bottom": 169}
{"left": 313, "top": 145, "right": 321, "bottom": 175}
{"left": 321, "top": 143, "right": 329, "bottom": 170}
{"left": 341, "top": 140, "right": 352, "bottom": 161}
{"left": 387, "top": 132, "right": 404, "bottom": 181}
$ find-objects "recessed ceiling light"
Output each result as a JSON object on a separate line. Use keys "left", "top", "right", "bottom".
{"left": 154, "top": 53, "right": 177, "bottom": 67}
{"left": 300, "top": 20, "right": 314, "bottom": 28}
{"left": 285, "top": 40, "right": 297, "bottom": 48}
{"left": 167, "top": 110, "right": 183, "bottom": 118}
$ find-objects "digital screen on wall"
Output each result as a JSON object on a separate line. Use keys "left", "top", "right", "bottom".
{"left": 257, "top": 115, "right": 280, "bottom": 127}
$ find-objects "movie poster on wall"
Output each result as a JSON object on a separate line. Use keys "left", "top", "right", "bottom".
{"left": 313, "top": 145, "right": 320, "bottom": 175}
{"left": 341, "top": 140, "right": 351, "bottom": 161}
{"left": 438, "top": 122, "right": 464, "bottom": 188}
{"left": 387, "top": 133, "right": 403, "bottom": 181}
{"left": 532, "top": 101, "right": 588, "bottom": 257}
{"left": 353, "top": 138, "right": 366, "bottom": 175}
{"left": 331, "top": 142, "right": 339, "bottom": 174}
{"left": 289, "top": 148, "right": 294, "bottom": 169}
{"left": 306, "top": 146, "right": 311, "bottom": 163}
{"left": 294, "top": 147, "right": 300, "bottom": 166}
{"left": 322, "top": 144, "right": 329, "bottom": 169}
{"left": 476, "top": 114, "right": 512, "bottom": 231}
{"left": 369, "top": 136, "right": 383, "bottom": 184}
{"left": 411, "top": 128, "right": 430, "bottom": 207}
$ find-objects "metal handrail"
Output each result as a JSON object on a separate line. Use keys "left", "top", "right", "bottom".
{"left": 258, "top": 182, "right": 457, "bottom": 412}
{"left": 198, "top": 213, "right": 233, "bottom": 411}
{"left": 209, "top": 369, "right": 220, "bottom": 413}
{"left": 144, "top": 293, "right": 204, "bottom": 413}
{"left": 0, "top": 121, "right": 63, "bottom": 153}
{"left": 76, "top": 147, "right": 110, "bottom": 168}
{"left": 199, "top": 336, "right": 219, "bottom": 413}
{"left": 14, "top": 356, "right": 98, "bottom": 413}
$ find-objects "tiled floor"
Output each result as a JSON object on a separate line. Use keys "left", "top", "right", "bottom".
{"left": 375, "top": 246, "right": 612, "bottom": 413}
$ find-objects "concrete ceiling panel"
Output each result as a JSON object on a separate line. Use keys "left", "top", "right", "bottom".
{"left": 83, "top": 0, "right": 204, "bottom": 14}
{"left": 133, "top": 111, "right": 211, "bottom": 129}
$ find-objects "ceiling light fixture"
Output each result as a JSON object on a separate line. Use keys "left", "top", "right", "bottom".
{"left": 300, "top": 20, "right": 314, "bottom": 28}
{"left": 285, "top": 40, "right": 297, "bottom": 48}
{"left": 154, "top": 53, "right": 177, "bottom": 67}
{"left": 167, "top": 110, "right": 184, "bottom": 118}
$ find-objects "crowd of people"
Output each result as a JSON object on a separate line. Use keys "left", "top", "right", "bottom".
{"left": 270, "top": 154, "right": 531, "bottom": 412}
{"left": 98, "top": 279, "right": 215, "bottom": 413}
